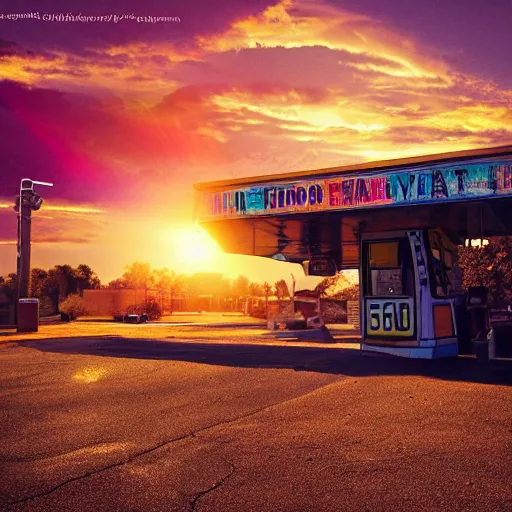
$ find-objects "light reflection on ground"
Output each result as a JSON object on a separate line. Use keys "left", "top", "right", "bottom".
{"left": 73, "top": 366, "right": 107, "bottom": 383}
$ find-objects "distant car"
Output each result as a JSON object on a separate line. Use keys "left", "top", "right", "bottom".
{"left": 112, "top": 313, "right": 150, "bottom": 323}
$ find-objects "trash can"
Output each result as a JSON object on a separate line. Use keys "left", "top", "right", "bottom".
{"left": 472, "top": 339, "right": 489, "bottom": 361}
{"left": 17, "top": 298, "right": 39, "bottom": 332}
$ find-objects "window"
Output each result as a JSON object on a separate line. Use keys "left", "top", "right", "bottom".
{"left": 428, "top": 231, "right": 460, "bottom": 298}
{"left": 365, "top": 239, "right": 413, "bottom": 297}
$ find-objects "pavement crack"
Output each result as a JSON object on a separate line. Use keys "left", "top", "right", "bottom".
{"left": 7, "top": 432, "right": 193, "bottom": 507}
{"left": 189, "top": 460, "right": 235, "bottom": 511}
{"left": 7, "top": 380, "right": 341, "bottom": 507}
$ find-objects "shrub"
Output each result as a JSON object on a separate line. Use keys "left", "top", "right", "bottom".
{"left": 58, "top": 293, "right": 89, "bottom": 320}
{"left": 335, "top": 284, "right": 359, "bottom": 301}
{"left": 125, "top": 297, "right": 162, "bottom": 320}
{"left": 320, "top": 300, "right": 348, "bottom": 323}
{"left": 458, "top": 237, "right": 512, "bottom": 303}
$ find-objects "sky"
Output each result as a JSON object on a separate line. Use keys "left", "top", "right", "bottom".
{"left": 0, "top": 0, "right": 511, "bottom": 285}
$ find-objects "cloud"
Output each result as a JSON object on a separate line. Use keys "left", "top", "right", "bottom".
{"left": 197, "top": 0, "right": 451, "bottom": 82}
{"left": 0, "top": 201, "right": 107, "bottom": 248}
{"left": 0, "top": 0, "right": 511, "bottom": 207}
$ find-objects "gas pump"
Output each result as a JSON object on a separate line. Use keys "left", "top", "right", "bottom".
{"left": 466, "top": 286, "right": 491, "bottom": 360}
{"left": 360, "top": 229, "right": 460, "bottom": 358}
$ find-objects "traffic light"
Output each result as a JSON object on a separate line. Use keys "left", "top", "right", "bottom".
{"left": 20, "top": 179, "right": 34, "bottom": 192}
{"left": 13, "top": 189, "right": 43, "bottom": 212}
{"left": 30, "top": 194, "right": 43, "bottom": 210}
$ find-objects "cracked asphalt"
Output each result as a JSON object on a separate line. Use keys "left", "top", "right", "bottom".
{"left": 0, "top": 322, "right": 511, "bottom": 511}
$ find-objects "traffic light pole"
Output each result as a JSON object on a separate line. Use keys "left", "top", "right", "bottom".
{"left": 14, "top": 179, "right": 53, "bottom": 331}
{"left": 17, "top": 190, "right": 33, "bottom": 299}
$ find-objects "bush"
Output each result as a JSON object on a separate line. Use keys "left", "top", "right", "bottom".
{"left": 125, "top": 297, "right": 162, "bottom": 320}
{"left": 320, "top": 300, "right": 348, "bottom": 323}
{"left": 335, "top": 284, "right": 359, "bottom": 301}
{"left": 458, "top": 237, "right": 512, "bottom": 303}
{"left": 59, "top": 293, "right": 88, "bottom": 320}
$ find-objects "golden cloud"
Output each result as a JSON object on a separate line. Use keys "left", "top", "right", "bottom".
{"left": 0, "top": 48, "right": 181, "bottom": 99}
{"left": 0, "top": 202, "right": 104, "bottom": 214}
{"left": 0, "top": 0, "right": 510, "bottom": 172}
{"left": 198, "top": 0, "right": 450, "bottom": 83}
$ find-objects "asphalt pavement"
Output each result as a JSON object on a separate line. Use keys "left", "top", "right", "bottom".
{"left": 0, "top": 322, "right": 511, "bottom": 511}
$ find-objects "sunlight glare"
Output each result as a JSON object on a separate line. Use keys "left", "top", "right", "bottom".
{"left": 168, "top": 226, "right": 222, "bottom": 272}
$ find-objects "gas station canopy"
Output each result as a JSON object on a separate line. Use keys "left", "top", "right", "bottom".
{"left": 194, "top": 145, "right": 512, "bottom": 268}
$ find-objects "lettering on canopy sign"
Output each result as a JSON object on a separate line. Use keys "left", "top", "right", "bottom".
{"left": 200, "top": 161, "right": 512, "bottom": 218}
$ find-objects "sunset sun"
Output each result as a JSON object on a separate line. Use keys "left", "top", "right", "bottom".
{"left": 169, "top": 226, "right": 222, "bottom": 271}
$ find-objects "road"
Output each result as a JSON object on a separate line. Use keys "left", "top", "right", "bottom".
{"left": 0, "top": 322, "right": 511, "bottom": 511}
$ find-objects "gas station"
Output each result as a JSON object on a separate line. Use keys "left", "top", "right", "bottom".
{"left": 194, "top": 145, "right": 512, "bottom": 359}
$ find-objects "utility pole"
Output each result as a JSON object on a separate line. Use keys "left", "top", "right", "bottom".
{"left": 290, "top": 273, "right": 296, "bottom": 314}
{"left": 14, "top": 178, "right": 53, "bottom": 331}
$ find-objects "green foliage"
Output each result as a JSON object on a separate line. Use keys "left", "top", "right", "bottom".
{"left": 458, "top": 237, "right": 512, "bottom": 303}
{"left": 58, "top": 293, "right": 89, "bottom": 320}
{"left": 126, "top": 297, "right": 162, "bottom": 320}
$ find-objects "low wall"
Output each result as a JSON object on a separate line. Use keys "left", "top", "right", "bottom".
{"left": 83, "top": 289, "right": 153, "bottom": 316}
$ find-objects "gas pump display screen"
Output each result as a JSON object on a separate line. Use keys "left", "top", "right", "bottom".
{"left": 369, "top": 242, "right": 398, "bottom": 267}
{"left": 368, "top": 241, "right": 403, "bottom": 296}
{"left": 366, "top": 297, "right": 415, "bottom": 337}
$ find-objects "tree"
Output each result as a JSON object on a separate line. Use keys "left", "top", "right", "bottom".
{"left": 458, "top": 237, "right": 512, "bottom": 303}
{"left": 30, "top": 268, "right": 48, "bottom": 299}
{"left": 43, "top": 265, "right": 80, "bottom": 313}
{"left": 249, "top": 282, "right": 264, "bottom": 297}
{"left": 54, "top": 265, "right": 78, "bottom": 296}
{"left": 0, "top": 273, "right": 17, "bottom": 304}
{"left": 106, "top": 278, "right": 127, "bottom": 289}
{"left": 122, "top": 261, "right": 154, "bottom": 290}
{"left": 273, "top": 279, "right": 290, "bottom": 312}
{"left": 45, "top": 267, "right": 71, "bottom": 314}
{"left": 232, "top": 275, "right": 250, "bottom": 311}
{"left": 153, "top": 267, "right": 186, "bottom": 313}
{"left": 233, "top": 275, "right": 250, "bottom": 297}
{"left": 274, "top": 279, "right": 290, "bottom": 299}
{"left": 75, "top": 264, "right": 101, "bottom": 293}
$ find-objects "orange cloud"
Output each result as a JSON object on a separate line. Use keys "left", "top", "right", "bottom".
{"left": 0, "top": 46, "right": 182, "bottom": 99}
{"left": 198, "top": 0, "right": 450, "bottom": 83}
{"left": 42, "top": 204, "right": 105, "bottom": 214}
{"left": 1, "top": 0, "right": 511, "bottom": 181}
